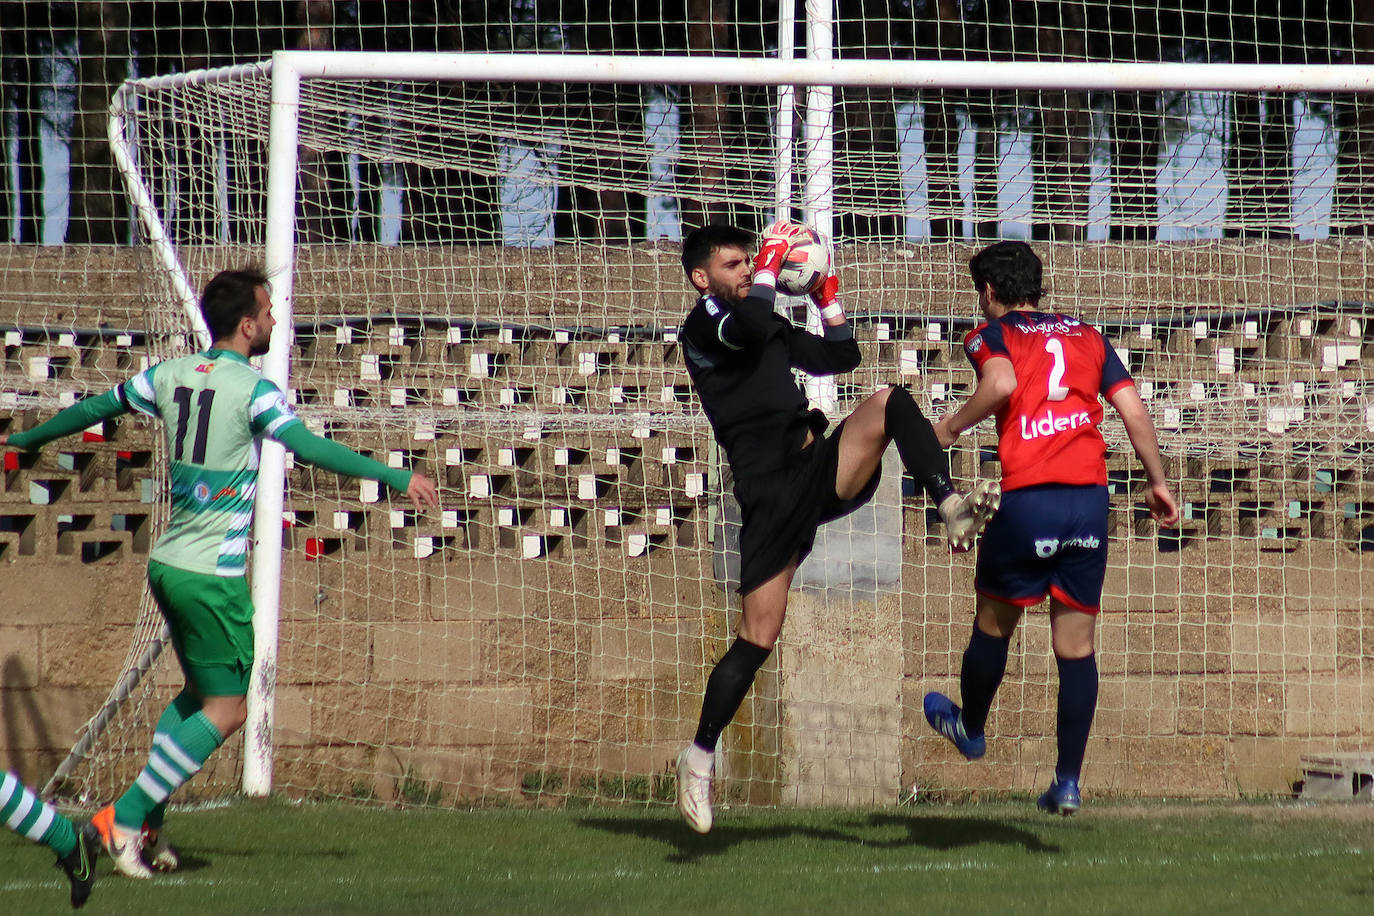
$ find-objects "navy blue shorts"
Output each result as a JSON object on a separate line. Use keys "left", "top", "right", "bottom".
{"left": 974, "top": 483, "right": 1110, "bottom": 613}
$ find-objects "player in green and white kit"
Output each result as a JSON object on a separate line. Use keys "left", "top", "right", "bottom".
{"left": 2, "top": 267, "right": 439, "bottom": 879}
{"left": 1, "top": 770, "right": 100, "bottom": 907}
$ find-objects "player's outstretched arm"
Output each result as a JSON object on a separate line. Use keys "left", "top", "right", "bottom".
{"left": 405, "top": 473, "right": 440, "bottom": 511}
{"left": 1108, "top": 384, "right": 1180, "bottom": 526}
{"left": 3, "top": 388, "right": 130, "bottom": 452}
{"left": 933, "top": 356, "right": 1017, "bottom": 448}
{"left": 273, "top": 423, "right": 440, "bottom": 512}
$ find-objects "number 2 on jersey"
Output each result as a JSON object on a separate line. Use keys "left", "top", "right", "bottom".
{"left": 1044, "top": 338, "right": 1070, "bottom": 401}
{"left": 172, "top": 386, "right": 215, "bottom": 464}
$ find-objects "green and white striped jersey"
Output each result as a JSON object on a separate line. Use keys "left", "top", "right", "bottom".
{"left": 120, "top": 349, "right": 302, "bottom": 577}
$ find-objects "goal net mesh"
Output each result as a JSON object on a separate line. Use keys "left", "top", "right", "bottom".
{"left": 51, "top": 59, "right": 1374, "bottom": 808}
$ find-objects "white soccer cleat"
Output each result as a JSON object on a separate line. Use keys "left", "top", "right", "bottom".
{"left": 940, "top": 479, "right": 1002, "bottom": 552}
{"left": 675, "top": 747, "right": 714, "bottom": 834}
{"left": 91, "top": 805, "right": 153, "bottom": 879}
{"left": 142, "top": 826, "right": 180, "bottom": 872}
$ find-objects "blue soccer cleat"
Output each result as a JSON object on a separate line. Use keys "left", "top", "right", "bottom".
{"left": 1037, "top": 777, "right": 1082, "bottom": 816}
{"left": 923, "top": 692, "right": 986, "bottom": 760}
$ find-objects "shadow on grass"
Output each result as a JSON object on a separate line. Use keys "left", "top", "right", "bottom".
{"left": 578, "top": 811, "right": 1058, "bottom": 864}
{"left": 165, "top": 846, "right": 354, "bottom": 873}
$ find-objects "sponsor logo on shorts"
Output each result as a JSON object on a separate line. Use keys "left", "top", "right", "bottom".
{"left": 193, "top": 482, "right": 212, "bottom": 504}
{"left": 1020, "top": 407, "right": 1092, "bottom": 440}
{"left": 1035, "top": 534, "right": 1102, "bottom": 558}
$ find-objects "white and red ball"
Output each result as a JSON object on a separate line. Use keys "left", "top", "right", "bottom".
{"left": 775, "top": 226, "right": 831, "bottom": 296}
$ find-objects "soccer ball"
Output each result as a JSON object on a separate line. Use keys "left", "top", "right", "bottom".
{"left": 775, "top": 226, "right": 831, "bottom": 296}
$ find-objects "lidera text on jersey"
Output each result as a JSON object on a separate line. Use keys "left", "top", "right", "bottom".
{"left": 1020, "top": 407, "right": 1093, "bottom": 440}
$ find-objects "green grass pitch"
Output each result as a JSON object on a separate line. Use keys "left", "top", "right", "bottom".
{"left": 4, "top": 798, "right": 1373, "bottom": 914}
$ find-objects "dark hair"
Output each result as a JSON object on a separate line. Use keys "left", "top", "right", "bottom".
{"left": 969, "top": 240, "right": 1045, "bottom": 307}
{"left": 200, "top": 266, "right": 270, "bottom": 341}
{"left": 681, "top": 224, "right": 753, "bottom": 279}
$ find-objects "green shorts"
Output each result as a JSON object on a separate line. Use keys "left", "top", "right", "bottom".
{"left": 147, "top": 559, "right": 254, "bottom": 696}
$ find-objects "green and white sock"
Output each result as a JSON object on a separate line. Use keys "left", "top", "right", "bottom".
{"left": 1, "top": 770, "right": 76, "bottom": 857}
{"left": 113, "top": 711, "right": 224, "bottom": 831}
{"left": 144, "top": 689, "right": 201, "bottom": 832}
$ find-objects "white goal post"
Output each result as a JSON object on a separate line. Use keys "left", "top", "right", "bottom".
{"left": 75, "top": 49, "right": 1374, "bottom": 808}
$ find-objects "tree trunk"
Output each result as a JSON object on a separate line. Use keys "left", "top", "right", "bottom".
{"left": 554, "top": 83, "right": 644, "bottom": 243}
{"left": 922, "top": 0, "right": 964, "bottom": 240}
{"left": 835, "top": 9, "right": 902, "bottom": 243}
{"left": 1333, "top": 1, "right": 1374, "bottom": 236}
{"left": 15, "top": 61, "right": 43, "bottom": 245}
{"left": 68, "top": 1, "right": 130, "bottom": 245}
{"left": 293, "top": 0, "right": 353, "bottom": 244}
{"left": 1030, "top": 1, "right": 1091, "bottom": 242}
{"left": 1108, "top": 91, "right": 1160, "bottom": 242}
{"left": 1225, "top": 93, "right": 1294, "bottom": 239}
{"left": 555, "top": 8, "right": 644, "bottom": 244}
{"left": 1090, "top": 2, "right": 1161, "bottom": 242}
{"left": 678, "top": 0, "right": 733, "bottom": 232}
{"left": 969, "top": 95, "right": 999, "bottom": 240}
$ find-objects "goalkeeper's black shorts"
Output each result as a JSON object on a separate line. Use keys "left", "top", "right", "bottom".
{"left": 732, "top": 418, "right": 882, "bottom": 596}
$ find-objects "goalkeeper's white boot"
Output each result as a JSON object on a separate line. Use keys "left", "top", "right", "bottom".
{"left": 91, "top": 805, "right": 153, "bottom": 879}
{"left": 675, "top": 746, "right": 714, "bottom": 834}
{"left": 142, "top": 824, "right": 180, "bottom": 872}
{"left": 939, "top": 480, "right": 1002, "bottom": 552}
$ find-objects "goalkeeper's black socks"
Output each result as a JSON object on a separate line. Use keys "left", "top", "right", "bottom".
{"left": 1054, "top": 653, "right": 1099, "bottom": 785}
{"left": 693, "top": 637, "right": 773, "bottom": 752}
{"left": 885, "top": 385, "right": 956, "bottom": 506}
{"left": 959, "top": 623, "right": 1011, "bottom": 738}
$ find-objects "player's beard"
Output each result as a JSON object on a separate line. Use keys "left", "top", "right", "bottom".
{"left": 707, "top": 278, "right": 748, "bottom": 306}
{"left": 248, "top": 328, "right": 272, "bottom": 357}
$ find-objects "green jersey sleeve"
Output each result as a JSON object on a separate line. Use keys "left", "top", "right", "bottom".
{"left": 273, "top": 423, "right": 412, "bottom": 493}
{"left": 247, "top": 378, "right": 303, "bottom": 439}
{"left": 5, "top": 388, "right": 129, "bottom": 451}
{"left": 121, "top": 363, "right": 161, "bottom": 418}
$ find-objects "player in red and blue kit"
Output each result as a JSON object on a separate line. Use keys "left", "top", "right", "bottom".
{"left": 923, "top": 240, "right": 1178, "bottom": 814}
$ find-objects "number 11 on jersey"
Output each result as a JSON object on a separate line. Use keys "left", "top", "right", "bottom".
{"left": 171, "top": 386, "right": 215, "bottom": 464}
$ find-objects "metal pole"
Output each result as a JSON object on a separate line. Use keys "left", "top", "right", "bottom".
{"left": 774, "top": 1, "right": 797, "bottom": 221}
{"left": 803, "top": 1, "right": 837, "bottom": 415}
{"left": 261, "top": 51, "right": 1374, "bottom": 93}
{"left": 243, "top": 53, "right": 301, "bottom": 797}
{"left": 108, "top": 82, "right": 215, "bottom": 348}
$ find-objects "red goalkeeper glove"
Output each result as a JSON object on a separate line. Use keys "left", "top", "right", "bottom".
{"left": 811, "top": 271, "right": 844, "bottom": 323}
{"left": 752, "top": 220, "right": 809, "bottom": 281}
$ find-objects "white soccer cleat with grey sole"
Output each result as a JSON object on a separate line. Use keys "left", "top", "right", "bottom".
{"left": 91, "top": 805, "right": 153, "bottom": 880}
{"left": 142, "top": 827, "right": 180, "bottom": 872}
{"left": 941, "top": 480, "right": 1002, "bottom": 552}
{"left": 675, "top": 747, "right": 714, "bottom": 834}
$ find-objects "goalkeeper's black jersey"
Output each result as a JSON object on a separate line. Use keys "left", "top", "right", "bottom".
{"left": 680, "top": 285, "right": 861, "bottom": 478}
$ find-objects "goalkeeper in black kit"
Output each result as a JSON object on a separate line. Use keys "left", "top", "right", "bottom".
{"left": 673, "top": 222, "right": 1001, "bottom": 832}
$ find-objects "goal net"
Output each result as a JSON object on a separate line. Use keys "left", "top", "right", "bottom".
{"left": 52, "top": 51, "right": 1374, "bottom": 809}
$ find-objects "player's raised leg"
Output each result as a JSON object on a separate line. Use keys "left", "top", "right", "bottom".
{"left": 677, "top": 560, "right": 793, "bottom": 834}
{"left": 1038, "top": 600, "right": 1098, "bottom": 816}
{"left": 2, "top": 770, "right": 100, "bottom": 908}
{"left": 835, "top": 386, "right": 999, "bottom": 551}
